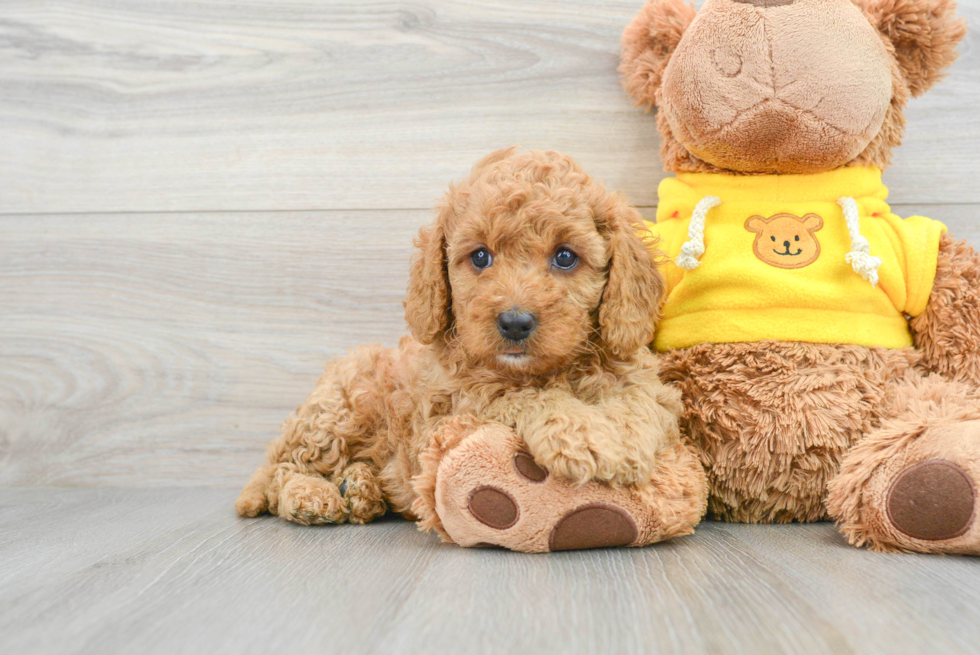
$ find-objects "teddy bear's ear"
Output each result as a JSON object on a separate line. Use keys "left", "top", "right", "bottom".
{"left": 404, "top": 190, "right": 457, "bottom": 345}
{"left": 620, "top": 0, "right": 697, "bottom": 109}
{"left": 861, "top": 0, "right": 966, "bottom": 97}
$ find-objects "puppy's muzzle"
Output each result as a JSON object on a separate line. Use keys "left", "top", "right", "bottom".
{"left": 497, "top": 310, "right": 537, "bottom": 343}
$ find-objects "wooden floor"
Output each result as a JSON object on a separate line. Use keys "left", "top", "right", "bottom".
{"left": 3, "top": 488, "right": 980, "bottom": 655}
{"left": 1, "top": 1, "right": 979, "bottom": 653}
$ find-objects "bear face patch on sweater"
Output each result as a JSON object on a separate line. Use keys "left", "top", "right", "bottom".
{"left": 745, "top": 212, "right": 824, "bottom": 269}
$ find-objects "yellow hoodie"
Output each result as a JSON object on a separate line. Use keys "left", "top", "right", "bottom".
{"left": 646, "top": 167, "right": 946, "bottom": 351}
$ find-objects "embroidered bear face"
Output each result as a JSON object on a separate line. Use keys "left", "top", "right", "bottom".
{"left": 745, "top": 213, "right": 823, "bottom": 269}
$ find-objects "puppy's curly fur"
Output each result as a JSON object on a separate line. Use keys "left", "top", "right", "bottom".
{"left": 236, "top": 148, "right": 683, "bottom": 526}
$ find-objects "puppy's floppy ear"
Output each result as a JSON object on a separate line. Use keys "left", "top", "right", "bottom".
{"left": 620, "top": 0, "right": 696, "bottom": 109}
{"left": 404, "top": 190, "right": 457, "bottom": 344}
{"left": 862, "top": 0, "right": 966, "bottom": 97}
{"left": 597, "top": 195, "right": 665, "bottom": 360}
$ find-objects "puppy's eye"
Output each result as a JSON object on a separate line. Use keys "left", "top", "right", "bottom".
{"left": 795, "top": 235, "right": 800, "bottom": 241}
{"left": 771, "top": 236, "right": 776, "bottom": 242}
{"left": 552, "top": 248, "right": 578, "bottom": 270}
{"left": 470, "top": 248, "right": 493, "bottom": 270}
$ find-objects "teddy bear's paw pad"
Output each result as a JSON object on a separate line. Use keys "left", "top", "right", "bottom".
{"left": 468, "top": 486, "right": 520, "bottom": 529}
{"left": 432, "top": 424, "right": 674, "bottom": 553}
{"left": 549, "top": 504, "right": 638, "bottom": 551}
{"left": 886, "top": 459, "right": 976, "bottom": 541}
{"left": 513, "top": 452, "right": 548, "bottom": 482}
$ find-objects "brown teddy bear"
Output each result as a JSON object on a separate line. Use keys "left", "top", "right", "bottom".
{"left": 620, "top": 0, "right": 980, "bottom": 554}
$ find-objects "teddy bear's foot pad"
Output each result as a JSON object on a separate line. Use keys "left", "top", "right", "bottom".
{"left": 549, "top": 504, "right": 638, "bottom": 551}
{"left": 886, "top": 459, "right": 976, "bottom": 541}
{"left": 853, "top": 419, "right": 980, "bottom": 555}
{"left": 467, "top": 486, "right": 519, "bottom": 529}
{"left": 435, "top": 424, "right": 705, "bottom": 553}
{"left": 466, "top": 462, "right": 639, "bottom": 550}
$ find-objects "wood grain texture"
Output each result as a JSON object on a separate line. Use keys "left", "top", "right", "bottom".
{"left": 1, "top": 0, "right": 979, "bottom": 214}
{"left": 1, "top": 488, "right": 979, "bottom": 655}
{"left": 0, "top": 209, "right": 427, "bottom": 487}
{"left": 2, "top": 3, "right": 979, "bottom": 652}
{"left": 1, "top": 206, "right": 975, "bottom": 488}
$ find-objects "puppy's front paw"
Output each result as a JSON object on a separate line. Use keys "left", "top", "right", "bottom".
{"left": 598, "top": 431, "right": 659, "bottom": 487}
{"left": 527, "top": 418, "right": 654, "bottom": 487}
{"left": 597, "top": 450, "right": 655, "bottom": 487}
{"left": 586, "top": 439, "right": 655, "bottom": 487}
{"left": 533, "top": 441, "right": 599, "bottom": 486}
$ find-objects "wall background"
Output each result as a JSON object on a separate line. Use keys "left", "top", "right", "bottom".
{"left": 2, "top": 0, "right": 978, "bottom": 488}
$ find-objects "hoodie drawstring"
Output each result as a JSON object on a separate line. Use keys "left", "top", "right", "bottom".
{"left": 838, "top": 197, "right": 882, "bottom": 287}
{"left": 676, "top": 194, "right": 882, "bottom": 287}
{"left": 676, "top": 195, "right": 721, "bottom": 271}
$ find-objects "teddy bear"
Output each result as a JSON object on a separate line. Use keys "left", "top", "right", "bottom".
{"left": 618, "top": 0, "right": 980, "bottom": 554}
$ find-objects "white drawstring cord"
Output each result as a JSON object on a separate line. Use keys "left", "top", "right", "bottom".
{"left": 677, "top": 195, "right": 881, "bottom": 285}
{"left": 838, "top": 197, "right": 882, "bottom": 287}
{"left": 676, "top": 196, "right": 722, "bottom": 270}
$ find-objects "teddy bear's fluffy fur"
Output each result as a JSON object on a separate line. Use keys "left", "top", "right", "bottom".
{"left": 621, "top": 0, "right": 966, "bottom": 175}
{"left": 620, "top": 0, "right": 980, "bottom": 554}
{"left": 236, "top": 149, "right": 699, "bottom": 542}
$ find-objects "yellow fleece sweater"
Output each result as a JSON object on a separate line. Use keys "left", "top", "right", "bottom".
{"left": 646, "top": 167, "right": 946, "bottom": 351}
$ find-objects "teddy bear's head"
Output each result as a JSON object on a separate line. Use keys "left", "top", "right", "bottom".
{"left": 620, "top": 0, "right": 966, "bottom": 175}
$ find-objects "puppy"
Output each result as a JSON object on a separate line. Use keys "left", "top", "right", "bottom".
{"left": 236, "top": 148, "right": 689, "bottom": 537}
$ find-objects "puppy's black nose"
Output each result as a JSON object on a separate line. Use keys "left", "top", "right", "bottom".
{"left": 497, "top": 310, "right": 536, "bottom": 342}
{"left": 783, "top": 240, "right": 791, "bottom": 248}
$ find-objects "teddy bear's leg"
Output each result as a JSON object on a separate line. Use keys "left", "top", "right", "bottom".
{"left": 827, "top": 375, "right": 980, "bottom": 554}
{"left": 411, "top": 421, "right": 707, "bottom": 553}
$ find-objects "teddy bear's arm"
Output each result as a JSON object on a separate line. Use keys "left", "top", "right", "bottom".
{"left": 909, "top": 233, "right": 980, "bottom": 386}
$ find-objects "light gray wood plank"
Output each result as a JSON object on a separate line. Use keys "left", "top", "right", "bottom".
{"left": 0, "top": 206, "right": 975, "bottom": 488}
{"left": 0, "top": 210, "right": 429, "bottom": 487}
{"left": 1, "top": 0, "right": 979, "bottom": 215}
{"left": 2, "top": 488, "right": 980, "bottom": 655}
{"left": 711, "top": 523, "right": 980, "bottom": 654}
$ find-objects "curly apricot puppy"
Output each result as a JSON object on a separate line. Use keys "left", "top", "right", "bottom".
{"left": 236, "top": 148, "right": 706, "bottom": 552}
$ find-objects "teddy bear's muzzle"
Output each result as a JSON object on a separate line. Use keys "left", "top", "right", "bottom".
{"left": 660, "top": 0, "right": 893, "bottom": 173}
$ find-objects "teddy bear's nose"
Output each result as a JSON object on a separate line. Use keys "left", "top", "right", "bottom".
{"left": 784, "top": 240, "right": 792, "bottom": 248}
{"left": 731, "top": 0, "right": 797, "bottom": 6}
